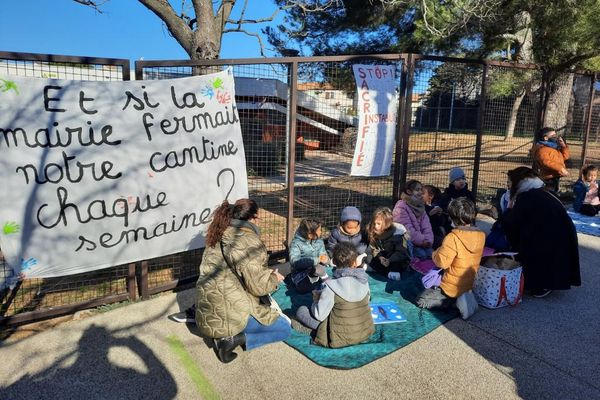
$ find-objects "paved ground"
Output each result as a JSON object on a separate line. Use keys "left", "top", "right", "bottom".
{"left": 1, "top": 217, "right": 599, "bottom": 400}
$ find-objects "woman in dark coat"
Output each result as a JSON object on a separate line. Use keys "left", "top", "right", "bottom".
{"left": 502, "top": 167, "right": 581, "bottom": 297}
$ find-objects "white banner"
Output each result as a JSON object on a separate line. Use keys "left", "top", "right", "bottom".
{"left": 351, "top": 64, "right": 399, "bottom": 176}
{"left": 0, "top": 69, "right": 248, "bottom": 283}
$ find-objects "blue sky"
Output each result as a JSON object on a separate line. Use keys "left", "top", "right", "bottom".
{"left": 0, "top": 1, "right": 283, "bottom": 62}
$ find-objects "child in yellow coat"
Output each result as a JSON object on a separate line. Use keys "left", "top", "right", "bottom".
{"left": 416, "top": 197, "right": 485, "bottom": 319}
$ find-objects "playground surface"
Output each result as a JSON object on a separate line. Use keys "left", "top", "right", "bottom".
{"left": 0, "top": 216, "right": 599, "bottom": 400}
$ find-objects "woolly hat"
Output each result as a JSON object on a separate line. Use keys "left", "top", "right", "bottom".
{"left": 340, "top": 206, "right": 361, "bottom": 223}
{"left": 449, "top": 167, "right": 466, "bottom": 184}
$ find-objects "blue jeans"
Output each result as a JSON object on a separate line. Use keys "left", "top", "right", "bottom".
{"left": 243, "top": 315, "right": 291, "bottom": 351}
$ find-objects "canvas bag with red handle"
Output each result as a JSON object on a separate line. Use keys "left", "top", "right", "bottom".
{"left": 473, "top": 253, "right": 524, "bottom": 309}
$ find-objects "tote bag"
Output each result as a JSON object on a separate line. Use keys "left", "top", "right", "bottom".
{"left": 473, "top": 263, "right": 524, "bottom": 309}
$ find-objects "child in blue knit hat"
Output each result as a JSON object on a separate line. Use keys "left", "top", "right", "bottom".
{"left": 439, "top": 167, "right": 476, "bottom": 212}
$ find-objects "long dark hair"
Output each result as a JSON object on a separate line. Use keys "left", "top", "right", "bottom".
{"left": 205, "top": 198, "right": 258, "bottom": 247}
{"left": 296, "top": 218, "right": 321, "bottom": 240}
{"left": 507, "top": 167, "right": 539, "bottom": 200}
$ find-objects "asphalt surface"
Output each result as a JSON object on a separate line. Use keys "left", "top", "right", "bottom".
{"left": 1, "top": 216, "right": 599, "bottom": 400}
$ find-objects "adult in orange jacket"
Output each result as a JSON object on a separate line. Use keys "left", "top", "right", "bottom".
{"left": 531, "top": 127, "right": 570, "bottom": 193}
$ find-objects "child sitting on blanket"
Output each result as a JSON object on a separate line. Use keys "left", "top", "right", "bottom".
{"left": 295, "top": 242, "right": 374, "bottom": 348}
{"left": 573, "top": 165, "right": 600, "bottom": 216}
{"left": 326, "top": 206, "right": 369, "bottom": 262}
{"left": 416, "top": 197, "right": 485, "bottom": 320}
{"left": 289, "top": 218, "right": 330, "bottom": 294}
{"left": 393, "top": 180, "right": 434, "bottom": 260}
{"left": 366, "top": 207, "right": 411, "bottom": 281}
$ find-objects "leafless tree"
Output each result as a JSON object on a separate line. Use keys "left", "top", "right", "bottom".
{"left": 74, "top": 0, "right": 339, "bottom": 60}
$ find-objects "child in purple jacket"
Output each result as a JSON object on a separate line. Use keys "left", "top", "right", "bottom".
{"left": 393, "top": 180, "right": 434, "bottom": 260}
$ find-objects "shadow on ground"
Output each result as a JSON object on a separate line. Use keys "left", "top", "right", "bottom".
{"left": 0, "top": 324, "right": 178, "bottom": 399}
{"left": 441, "top": 235, "right": 600, "bottom": 399}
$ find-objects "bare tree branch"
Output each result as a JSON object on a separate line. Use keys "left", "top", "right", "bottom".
{"left": 73, "top": 0, "right": 341, "bottom": 60}
{"left": 223, "top": 27, "right": 268, "bottom": 56}
{"left": 72, "top": 0, "right": 109, "bottom": 13}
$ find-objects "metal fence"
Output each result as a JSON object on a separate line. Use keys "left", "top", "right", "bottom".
{"left": 1, "top": 51, "right": 598, "bottom": 326}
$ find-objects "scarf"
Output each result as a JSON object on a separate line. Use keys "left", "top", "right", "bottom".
{"left": 537, "top": 140, "right": 559, "bottom": 150}
{"left": 333, "top": 266, "right": 369, "bottom": 284}
{"left": 400, "top": 192, "right": 425, "bottom": 217}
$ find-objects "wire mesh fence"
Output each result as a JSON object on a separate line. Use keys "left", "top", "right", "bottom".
{"left": 289, "top": 58, "right": 401, "bottom": 237}
{"left": 478, "top": 67, "right": 594, "bottom": 198}
{"left": 406, "top": 58, "right": 484, "bottom": 199}
{"left": 587, "top": 80, "right": 600, "bottom": 165}
{"left": 1, "top": 51, "right": 598, "bottom": 325}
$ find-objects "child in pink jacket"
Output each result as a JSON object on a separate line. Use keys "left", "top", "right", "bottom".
{"left": 393, "top": 180, "right": 434, "bottom": 260}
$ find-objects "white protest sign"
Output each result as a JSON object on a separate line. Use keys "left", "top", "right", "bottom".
{"left": 0, "top": 69, "right": 248, "bottom": 283}
{"left": 351, "top": 64, "right": 399, "bottom": 176}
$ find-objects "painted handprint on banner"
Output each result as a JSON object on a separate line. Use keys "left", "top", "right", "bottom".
{"left": 211, "top": 77, "right": 224, "bottom": 89}
{"left": 200, "top": 86, "right": 215, "bottom": 99}
{"left": 217, "top": 91, "right": 231, "bottom": 104}
{"left": 3, "top": 221, "right": 20, "bottom": 235}
{"left": 21, "top": 257, "right": 38, "bottom": 271}
{"left": 0, "top": 78, "right": 19, "bottom": 94}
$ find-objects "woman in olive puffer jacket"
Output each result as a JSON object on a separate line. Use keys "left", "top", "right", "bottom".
{"left": 195, "top": 199, "right": 290, "bottom": 363}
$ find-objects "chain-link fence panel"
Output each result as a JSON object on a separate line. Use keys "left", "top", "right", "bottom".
{"left": 479, "top": 67, "right": 593, "bottom": 201}
{"left": 407, "top": 59, "right": 483, "bottom": 201}
{"left": 585, "top": 80, "right": 600, "bottom": 166}
{"left": 478, "top": 65, "right": 542, "bottom": 201}
{"left": 290, "top": 58, "right": 402, "bottom": 236}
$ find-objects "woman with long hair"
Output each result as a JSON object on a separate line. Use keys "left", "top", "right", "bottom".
{"left": 195, "top": 199, "right": 289, "bottom": 363}
{"left": 502, "top": 167, "right": 581, "bottom": 297}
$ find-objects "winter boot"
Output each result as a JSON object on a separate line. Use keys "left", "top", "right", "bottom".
{"left": 213, "top": 333, "right": 246, "bottom": 363}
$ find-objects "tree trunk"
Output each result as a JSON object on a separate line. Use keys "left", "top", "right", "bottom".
{"left": 504, "top": 90, "right": 526, "bottom": 139}
{"left": 542, "top": 73, "right": 574, "bottom": 131}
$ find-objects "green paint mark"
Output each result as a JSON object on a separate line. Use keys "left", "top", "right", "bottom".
{"left": 0, "top": 78, "right": 19, "bottom": 95}
{"left": 167, "top": 335, "right": 220, "bottom": 400}
{"left": 211, "top": 78, "right": 223, "bottom": 89}
{"left": 3, "top": 221, "right": 20, "bottom": 234}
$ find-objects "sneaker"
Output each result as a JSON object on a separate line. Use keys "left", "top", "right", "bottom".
{"left": 387, "top": 272, "right": 402, "bottom": 281}
{"left": 532, "top": 289, "right": 553, "bottom": 298}
{"left": 456, "top": 291, "right": 478, "bottom": 320}
{"left": 169, "top": 305, "right": 196, "bottom": 323}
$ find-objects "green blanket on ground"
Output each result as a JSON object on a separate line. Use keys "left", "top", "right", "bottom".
{"left": 271, "top": 269, "right": 458, "bottom": 369}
